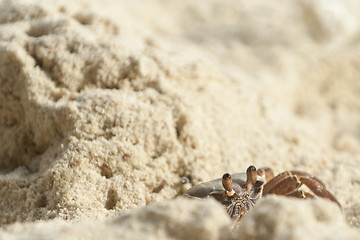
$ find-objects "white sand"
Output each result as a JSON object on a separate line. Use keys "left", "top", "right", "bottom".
{"left": 0, "top": 0, "right": 359, "bottom": 239}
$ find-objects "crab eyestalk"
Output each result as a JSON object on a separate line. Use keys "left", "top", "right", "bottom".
{"left": 222, "top": 173, "right": 235, "bottom": 197}
{"left": 245, "top": 165, "right": 257, "bottom": 190}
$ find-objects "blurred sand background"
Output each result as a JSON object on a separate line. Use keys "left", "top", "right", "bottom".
{"left": 0, "top": 0, "right": 360, "bottom": 239}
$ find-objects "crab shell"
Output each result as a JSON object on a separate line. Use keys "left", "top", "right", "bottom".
{"left": 184, "top": 173, "right": 265, "bottom": 200}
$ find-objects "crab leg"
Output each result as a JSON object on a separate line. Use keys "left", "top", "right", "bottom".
{"left": 263, "top": 172, "right": 302, "bottom": 195}
{"left": 286, "top": 189, "right": 314, "bottom": 199}
{"left": 262, "top": 171, "right": 294, "bottom": 194}
{"left": 288, "top": 171, "right": 341, "bottom": 207}
{"left": 263, "top": 171, "right": 341, "bottom": 207}
{"left": 257, "top": 167, "right": 274, "bottom": 182}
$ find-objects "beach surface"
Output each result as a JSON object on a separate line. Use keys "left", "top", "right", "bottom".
{"left": 0, "top": 0, "right": 360, "bottom": 239}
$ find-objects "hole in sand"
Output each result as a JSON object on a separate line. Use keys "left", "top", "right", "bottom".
{"left": 152, "top": 181, "right": 165, "bottom": 193}
{"left": 73, "top": 12, "right": 95, "bottom": 25}
{"left": 100, "top": 164, "right": 113, "bottom": 179}
{"left": 26, "top": 20, "right": 53, "bottom": 38}
{"left": 175, "top": 114, "right": 187, "bottom": 138}
{"left": 32, "top": 53, "right": 44, "bottom": 69}
{"left": 34, "top": 195, "right": 47, "bottom": 208}
{"left": 105, "top": 188, "right": 118, "bottom": 210}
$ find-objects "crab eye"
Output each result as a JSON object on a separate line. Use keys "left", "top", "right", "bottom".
{"left": 247, "top": 165, "right": 256, "bottom": 173}
{"left": 222, "top": 173, "right": 231, "bottom": 180}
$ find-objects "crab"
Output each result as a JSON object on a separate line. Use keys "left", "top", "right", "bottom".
{"left": 185, "top": 165, "right": 341, "bottom": 221}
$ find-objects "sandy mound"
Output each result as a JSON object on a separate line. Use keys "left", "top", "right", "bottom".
{"left": 1, "top": 198, "right": 358, "bottom": 240}
{"left": 0, "top": 0, "right": 359, "bottom": 239}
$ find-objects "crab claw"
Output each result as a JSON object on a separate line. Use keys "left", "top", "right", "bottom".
{"left": 222, "top": 173, "right": 235, "bottom": 197}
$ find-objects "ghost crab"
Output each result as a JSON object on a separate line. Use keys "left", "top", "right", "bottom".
{"left": 185, "top": 165, "right": 341, "bottom": 220}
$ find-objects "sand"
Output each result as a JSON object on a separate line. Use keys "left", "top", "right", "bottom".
{"left": 0, "top": 0, "right": 359, "bottom": 239}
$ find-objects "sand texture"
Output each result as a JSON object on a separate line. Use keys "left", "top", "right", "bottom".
{"left": 0, "top": 0, "right": 360, "bottom": 239}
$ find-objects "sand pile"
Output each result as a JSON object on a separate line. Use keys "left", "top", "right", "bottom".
{"left": 1, "top": 197, "right": 359, "bottom": 240}
{"left": 0, "top": 0, "right": 359, "bottom": 239}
